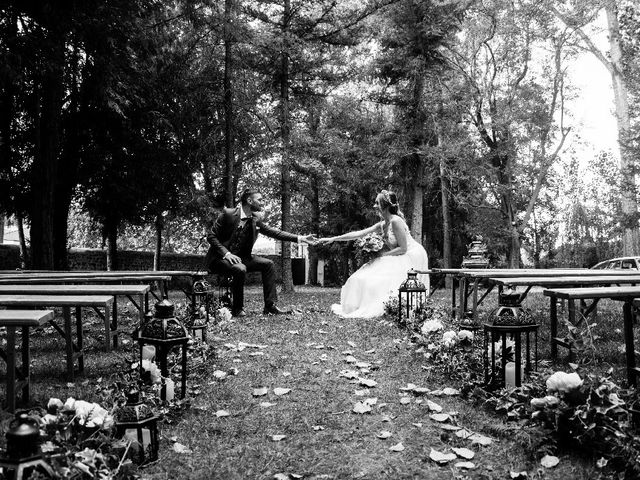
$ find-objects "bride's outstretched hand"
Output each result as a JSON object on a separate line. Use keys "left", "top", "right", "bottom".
{"left": 317, "top": 237, "right": 334, "bottom": 245}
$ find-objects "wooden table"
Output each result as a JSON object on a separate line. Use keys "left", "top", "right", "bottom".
{"left": 0, "top": 310, "right": 54, "bottom": 411}
{"left": 0, "top": 295, "right": 114, "bottom": 380}
{"left": 0, "top": 284, "right": 150, "bottom": 348}
{"left": 0, "top": 275, "right": 171, "bottom": 301}
{"left": 543, "top": 286, "right": 640, "bottom": 386}
{"left": 429, "top": 268, "right": 640, "bottom": 321}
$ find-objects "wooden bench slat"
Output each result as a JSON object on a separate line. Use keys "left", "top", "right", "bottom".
{"left": 0, "top": 295, "right": 114, "bottom": 306}
{"left": 0, "top": 310, "right": 55, "bottom": 326}
{"left": 0, "top": 284, "right": 149, "bottom": 294}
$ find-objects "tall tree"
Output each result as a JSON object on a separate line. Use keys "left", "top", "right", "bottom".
{"left": 551, "top": 0, "right": 639, "bottom": 255}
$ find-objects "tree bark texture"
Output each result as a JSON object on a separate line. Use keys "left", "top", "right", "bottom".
{"left": 439, "top": 157, "right": 452, "bottom": 288}
{"left": 606, "top": 4, "right": 638, "bottom": 255}
{"left": 279, "top": 0, "right": 294, "bottom": 292}
{"left": 30, "top": 30, "right": 65, "bottom": 269}
{"left": 223, "top": 0, "right": 236, "bottom": 207}
{"left": 154, "top": 214, "right": 163, "bottom": 271}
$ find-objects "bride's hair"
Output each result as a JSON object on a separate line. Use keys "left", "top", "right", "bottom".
{"left": 378, "top": 189, "right": 404, "bottom": 217}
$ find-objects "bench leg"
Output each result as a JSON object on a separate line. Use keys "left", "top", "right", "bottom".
{"left": 623, "top": 301, "right": 637, "bottom": 387}
{"left": 112, "top": 297, "right": 119, "bottom": 350}
{"left": 6, "top": 326, "right": 16, "bottom": 412}
{"left": 550, "top": 296, "right": 558, "bottom": 359}
{"left": 104, "top": 303, "right": 112, "bottom": 352}
{"left": 76, "top": 306, "right": 84, "bottom": 373}
{"left": 63, "top": 306, "right": 74, "bottom": 380}
{"left": 21, "top": 326, "right": 30, "bottom": 404}
{"left": 139, "top": 294, "right": 145, "bottom": 324}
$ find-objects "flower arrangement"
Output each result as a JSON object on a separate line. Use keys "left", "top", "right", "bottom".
{"left": 353, "top": 233, "right": 386, "bottom": 266}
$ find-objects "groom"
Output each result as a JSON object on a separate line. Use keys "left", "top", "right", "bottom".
{"left": 204, "top": 188, "right": 316, "bottom": 317}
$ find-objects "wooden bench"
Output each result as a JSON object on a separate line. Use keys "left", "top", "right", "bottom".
{"left": 0, "top": 295, "right": 114, "bottom": 380}
{"left": 544, "top": 286, "right": 640, "bottom": 386}
{"left": 0, "top": 275, "right": 170, "bottom": 301}
{"left": 0, "top": 310, "right": 54, "bottom": 412}
{"left": 0, "top": 285, "right": 150, "bottom": 349}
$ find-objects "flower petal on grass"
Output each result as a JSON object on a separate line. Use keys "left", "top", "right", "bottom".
{"left": 312, "top": 425, "right": 325, "bottom": 431}
{"left": 455, "top": 462, "right": 476, "bottom": 469}
{"left": 173, "top": 443, "right": 192, "bottom": 454}
{"left": 270, "top": 435, "right": 287, "bottom": 442}
{"left": 344, "top": 356, "right": 358, "bottom": 364}
{"left": 359, "top": 378, "right": 377, "bottom": 388}
{"left": 274, "top": 388, "right": 291, "bottom": 396}
{"left": 400, "top": 397, "right": 411, "bottom": 405}
{"left": 442, "top": 387, "right": 460, "bottom": 396}
{"left": 389, "top": 442, "right": 404, "bottom": 452}
{"left": 377, "top": 430, "right": 392, "bottom": 439}
{"left": 426, "top": 400, "right": 443, "bottom": 412}
{"left": 452, "top": 447, "right": 475, "bottom": 460}
{"left": 429, "top": 413, "right": 450, "bottom": 422}
{"left": 347, "top": 341, "right": 357, "bottom": 348}
{"left": 353, "top": 402, "right": 372, "bottom": 414}
{"left": 215, "top": 410, "right": 230, "bottom": 417}
{"left": 252, "top": 387, "right": 268, "bottom": 397}
{"left": 429, "top": 448, "right": 456, "bottom": 464}
{"left": 260, "top": 402, "right": 276, "bottom": 408}
{"left": 541, "top": 455, "right": 560, "bottom": 468}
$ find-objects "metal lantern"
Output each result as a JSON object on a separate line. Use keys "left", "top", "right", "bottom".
{"left": 398, "top": 270, "right": 427, "bottom": 324}
{"left": 114, "top": 389, "right": 159, "bottom": 465}
{"left": 0, "top": 413, "right": 54, "bottom": 479}
{"left": 461, "top": 236, "right": 490, "bottom": 269}
{"left": 217, "top": 276, "right": 233, "bottom": 309}
{"left": 189, "top": 274, "right": 215, "bottom": 343}
{"left": 483, "top": 289, "right": 538, "bottom": 388}
{"left": 137, "top": 298, "right": 189, "bottom": 401}
{"left": 488, "top": 289, "right": 533, "bottom": 326}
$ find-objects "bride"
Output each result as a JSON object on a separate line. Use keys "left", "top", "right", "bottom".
{"left": 319, "top": 190, "right": 429, "bottom": 318}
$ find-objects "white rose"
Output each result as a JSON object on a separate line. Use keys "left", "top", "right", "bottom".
{"left": 421, "top": 320, "right": 443, "bottom": 335}
{"left": 457, "top": 330, "right": 474, "bottom": 342}
{"left": 63, "top": 397, "right": 76, "bottom": 411}
{"left": 48, "top": 398, "right": 64, "bottom": 411}
{"left": 546, "top": 371, "right": 583, "bottom": 394}
{"left": 217, "top": 307, "right": 232, "bottom": 323}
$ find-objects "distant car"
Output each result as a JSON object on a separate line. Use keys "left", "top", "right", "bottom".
{"left": 591, "top": 257, "right": 640, "bottom": 270}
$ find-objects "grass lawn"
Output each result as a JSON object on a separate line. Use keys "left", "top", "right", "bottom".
{"left": 2, "top": 284, "right": 632, "bottom": 479}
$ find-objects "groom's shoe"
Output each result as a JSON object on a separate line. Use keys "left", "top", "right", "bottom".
{"left": 232, "top": 309, "right": 247, "bottom": 318}
{"left": 263, "top": 305, "right": 290, "bottom": 315}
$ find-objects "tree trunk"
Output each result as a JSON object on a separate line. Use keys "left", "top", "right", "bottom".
{"left": 154, "top": 214, "right": 163, "bottom": 271}
{"left": 105, "top": 220, "right": 118, "bottom": 271}
{"left": 439, "top": 157, "right": 452, "bottom": 287}
{"left": 308, "top": 175, "right": 321, "bottom": 284}
{"left": 17, "top": 214, "right": 28, "bottom": 269}
{"left": 606, "top": 4, "right": 638, "bottom": 255}
{"left": 223, "top": 0, "right": 235, "bottom": 207}
{"left": 279, "top": 0, "right": 294, "bottom": 293}
{"left": 410, "top": 158, "right": 424, "bottom": 240}
{"left": 0, "top": 215, "right": 4, "bottom": 244}
{"left": 509, "top": 223, "right": 520, "bottom": 268}
{"left": 30, "top": 32, "right": 65, "bottom": 270}
{"left": 53, "top": 42, "right": 82, "bottom": 270}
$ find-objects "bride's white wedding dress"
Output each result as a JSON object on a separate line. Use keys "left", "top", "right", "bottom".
{"left": 331, "top": 219, "right": 429, "bottom": 318}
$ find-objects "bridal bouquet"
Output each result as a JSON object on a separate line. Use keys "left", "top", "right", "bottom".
{"left": 354, "top": 233, "right": 386, "bottom": 266}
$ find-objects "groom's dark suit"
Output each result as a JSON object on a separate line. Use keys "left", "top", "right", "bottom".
{"left": 204, "top": 206, "right": 299, "bottom": 314}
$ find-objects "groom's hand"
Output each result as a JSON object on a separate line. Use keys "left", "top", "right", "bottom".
{"left": 299, "top": 234, "right": 318, "bottom": 245}
{"left": 224, "top": 252, "right": 242, "bottom": 265}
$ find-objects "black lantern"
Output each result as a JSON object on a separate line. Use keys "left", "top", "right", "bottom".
{"left": 217, "top": 276, "right": 233, "bottom": 309}
{"left": 461, "top": 236, "right": 490, "bottom": 269}
{"left": 189, "top": 274, "right": 215, "bottom": 343}
{"left": 0, "top": 413, "right": 54, "bottom": 480}
{"left": 137, "top": 298, "right": 189, "bottom": 401}
{"left": 483, "top": 290, "right": 538, "bottom": 388}
{"left": 114, "top": 389, "right": 159, "bottom": 464}
{"left": 398, "top": 270, "right": 427, "bottom": 324}
{"left": 487, "top": 289, "right": 534, "bottom": 326}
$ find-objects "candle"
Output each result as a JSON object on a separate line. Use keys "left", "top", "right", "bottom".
{"left": 164, "top": 378, "right": 175, "bottom": 401}
{"left": 505, "top": 362, "right": 516, "bottom": 387}
{"left": 194, "top": 329, "right": 202, "bottom": 341}
{"left": 124, "top": 428, "right": 151, "bottom": 448}
{"left": 142, "top": 345, "right": 156, "bottom": 361}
